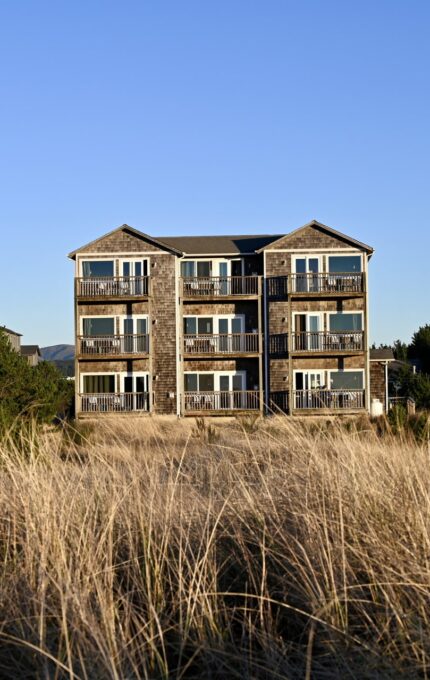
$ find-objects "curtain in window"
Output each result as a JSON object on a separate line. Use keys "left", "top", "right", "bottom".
{"left": 83, "top": 375, "right": 115, "bottom": 393}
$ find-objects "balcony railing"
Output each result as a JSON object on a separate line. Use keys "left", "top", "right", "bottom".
{"left": 292, "top": 331, "right": 364, "bottom": 352}
{"left": 76, "top": 276, "right": 149, "bottom": 298}
{"left": 183, "top": 333, "right": 259, "bottom": 355}
{"left": 181, "top": 276, "right": 259, "bottom": 297}
{"left": 78, "top": 334, "right": 149, "bottom": 356}
{"left": 183, "top": 391, "right": 260, "bottom": 412}
{"left": 293, "top": 389, "right": 365, "bottom": 410}
{"left": 79, "top": 393, "right": 150, "bottom": 413}
{"left": 290, "top": 273, "right": 363, "bottom": 294}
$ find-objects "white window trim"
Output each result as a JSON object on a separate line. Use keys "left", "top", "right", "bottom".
{"left": 292, "top": 312, "right": 324, "bottom": 332}
{"left": 78, "top": 258, "right": 115, "bottom": 277}
{"left": 119, "top": 371, "right": 150, "bottom": 393}
{"left": 180, "top": 257, "right": 244, "bottom": 276}
{"left": 119, "top": 314, "right": 149, "bottom": 334}
{"left": 118, "top": 257, "right": 149, "bottom": 276}
{"left": 80, "top": 315, "right": 116, "bottom": 334}
{"left": 326, "top": 311, "right": 364, "bottom": 332}
{"left": 292, "top": 254, "right": 322, "bottom": 274}
{"left": 293, "top": 370, "right": 325, "bottom": 390}
{"left": 80, "top": 372, "right": 117, "bottom": 393}
{"left": 183, "top": 314, "right": 245, "bottom": 334}
{"left": 327, "top": 253, "right": 363, "bottom": 273}
{"left": 327, "top": 369, "right": 365, "bottom": 390}
{"left": 184, "top": 370, "right": 247, "bottom": 391}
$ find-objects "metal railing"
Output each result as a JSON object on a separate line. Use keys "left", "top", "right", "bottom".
{"left": 290, "top": 273, "right": 363, "bottom": 294}
{"left": 269, "top": 334, "right": 289, "bottom": 355}
{"left": 269, "top": 391, "right": 289, "bottom": 412}
{"left": 183, "top": 391, "right": 260, "bottom": 412}
{"left": 293, "top": 389, "right": 365, "bottom": 410}
{"left": 76, "top": 276, "right": 149, "bottom": 297}
{"left": 183, "top": 333, "right": 259, "bottom": 354}
{"left": 79, "top": 392, "right": 150, "bottom": 413}
{"left": 78, "top": 334, "right": 149, "bottom": 356}
{"left": 292, "top": 331, "right": 364, "bottom": 352}
{"left": 181, "top": 276, "right": 259, "bottom": 297}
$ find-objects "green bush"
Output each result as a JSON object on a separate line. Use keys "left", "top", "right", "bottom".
{"left": 0, "top": 330, "right": 73, "bottom": 433}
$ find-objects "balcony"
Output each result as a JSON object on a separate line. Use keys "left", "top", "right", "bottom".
{"left": 290, "top": 273, "right": 363, "bottom": 296}
{"left": 293, "top": 389, "right": 365, "bottom": 411}
{"left": 76, "top": 276, "right": 149, "bottom": 300}
{"left": 183, "top": 333, "right": 259, "bottom": 356}
{"left": 77, "top": 334, "right": 149, "bottom": 358}
{"left": 183, "top": 390, "right": 260, "bottom": 413}
{"left": 181, "top": 276, "right": 259, "bottom": 299}
{"left": 79, "top": 392, "right": 150, "bottom": 413}
{"left": 291, "top": 331, "right": 364, "bottom": 354}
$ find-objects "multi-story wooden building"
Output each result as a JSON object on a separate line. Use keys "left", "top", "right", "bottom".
{"left": 69, "top": 220, "right": 379, "bottom": 417}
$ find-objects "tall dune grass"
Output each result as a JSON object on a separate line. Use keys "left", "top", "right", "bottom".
{"left": 0, "top": 414, "right": 429, "bottom": 678}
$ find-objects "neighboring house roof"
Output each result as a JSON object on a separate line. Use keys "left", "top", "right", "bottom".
{"left": 1, "top": 325, "right": 22, "bottom": 337}
{"left": 69, "top": 220, "right": 373, "bottom": 258}
{"left": 21, "top": 345, "right": 42, "bottom": 357}
{"left": 256, "top": 220, "right": 374, "bottom": 254}
{"left": 370, "top": 348, "right": 395, "bottom": 361}
{"left": 68, "top": 224, "right": 183, "bottom": 259}
{"left": 159, "top": 234, "right": 281, "bottom": 255}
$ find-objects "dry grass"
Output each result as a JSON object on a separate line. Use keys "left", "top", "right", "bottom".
{"left": 0, "top": 414, "right": 429, "bottom": 678}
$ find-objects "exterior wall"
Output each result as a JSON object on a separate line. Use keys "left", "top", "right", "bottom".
{"left": 75, "top": 230, "right": 177, "bottom": 415}
{"left": 4, "top": 331, "right": 21, "bottom": 352}
{"left": 370, "top": 362, "right": 387, "bottom": 410}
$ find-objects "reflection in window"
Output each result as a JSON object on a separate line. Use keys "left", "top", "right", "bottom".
{"left": 330, "top": 371, "right": 364, "bottom": 390}
{"left": 329, "top": 314, "right": 362, "bottom": 332}
{"left": 82, "top": 261, "right": 114, "bottom": 277}
{"left": 83, "top": 318, "right": 115, "bottom": 336}
{"left": 328, "top": 256, "right": 361, "bottom": 273}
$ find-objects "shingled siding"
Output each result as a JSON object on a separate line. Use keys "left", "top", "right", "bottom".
{"left": 77, "top": 229, "right": 173, "bottom": 254}
{"left": 150, "top": 254, "right": 177, "bottom": 414}
{"left": 264, "top": 225, "right": 356, "bottom": 252}
{"left": 370, "top": 362, "right": 386, "bottom": 410}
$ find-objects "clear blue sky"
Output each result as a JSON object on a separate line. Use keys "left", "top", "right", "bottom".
{"left": 0, "top": 1, "right": 429, "bottom": 347}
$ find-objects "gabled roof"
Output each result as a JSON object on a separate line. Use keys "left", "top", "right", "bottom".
{"left": 370, "top": 348, "right": 395, "bottom": 361}
{"left": 68, "top": 224, "right": 183, "bottom": 259}
{"left": 1, "top": 325, "right": 22, "bottom": 337}
{"left": 159, "top": 234, "right": 281, "bottom": 255}
{"left": 256, "top": 220, "right": 374, "bottom": 254}
{"left": 21, "top": 345, "right": 41, "bottom": 357}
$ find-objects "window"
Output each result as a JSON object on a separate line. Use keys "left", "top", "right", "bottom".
{"left": 184, "top": 374, "right": 214, "bottom": 392}
{"left": 82, "top": 261, "right": 114, "bottom": 277}
{"left": 330, "top": 371, "right": 364, "bottom": 390}
{"left": 181, "top": 261, "right": 195, "bottom": 277}
{"left": 328, "top": 256, "right": 361, "bottom": 273}
{"left": 183, "top": 317, "right": 213, "bottom": 334}
{"left": 83, "top": 375, "right": 115, "bottom": 393}
{"left": 82, "top": 318, "right": 115, "bottom": 336}
{"left": 329, "top": 313, "right": 362, "bottom": 332}
{"left": 181, "top": 260, "right": 211, "bottom": 277}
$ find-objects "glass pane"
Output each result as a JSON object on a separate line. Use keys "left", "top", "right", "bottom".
{"left": 330, "top": 371, "right": 363, "bottom": 390}
{"left": 83, "top": 318, "right": 114, "bottom": 336}
{"left": 231, "top": 260, "right": 242, "bottom": 276}
{"left": 184, "top": 374, "right": 198, "bottom": 391}
{"left": 329, "top": 313, "right": 362, "bottom": 332}
{"left": 329, "top": 256, "right": 361, "bottom": 273}
{"left": 181, "top": 261, "right": 195, "bottom": 277}
{"left": 219, "top": 262, "right": 228, "bottom": 276}
{"left": 136, "top": 376, "right": 146, "bottom": 393}
{"left": 197, "top": 261, "right": 211, "bottom": 277}
{"left": 123, "top": 262, "right": 130, "bottom": 277}
{"left": 308, "top": 258, "right": 319, "bottom": 273}
{"left": 82, "top": 261, "right": 114, "bottom": 277}
{"left": 124, "top": 318, "right": 133, "bottom": 334}
{"left": 295, "top": 258, "right": 306, "bottom": 274}
{"left": 198, "top": 318, "right": 213, "bottom": 334}
{"left": 231, "top": 318, "right": 242, "bottom": 333}
{"left": 198, "top": 374, "right": 214, "bottom": 391}
{"left": 184, "top": 317, "right": 197, "bottom": 334}
{"left": 218, "top": 319, "right": 228, "bottom": 334}
{"left": 134, "top": 262, "right": 142, "bottom": 276}
{"left": 308, "top": 316, "right": 320, "bottom": 332}
{"left": 232, "top": 375, "right": 243, "bottom": 391}
{"left": 83, "top": 375, "right": 115, "bottom": 393}
{"left": 124, "top": 376, "right": 133, "bottom": 393}
{"left": 295, "top": 372, "right": 304, "bottom": 390}
{"left": 136, "top": 318, "right": 147, "bottom": 334}
{"left": 220, "top": 376, "right": 230, "bottom": 391}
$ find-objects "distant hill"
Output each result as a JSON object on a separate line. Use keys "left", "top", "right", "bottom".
{"left": 41, "top": 344, "right": 74, "bottom": 362}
